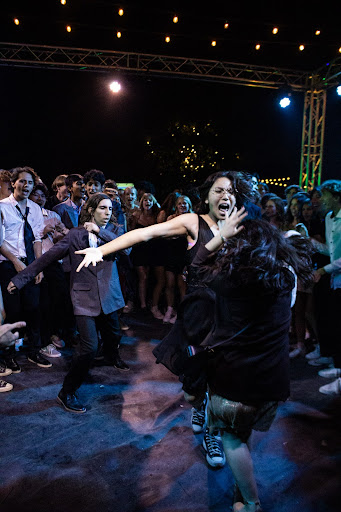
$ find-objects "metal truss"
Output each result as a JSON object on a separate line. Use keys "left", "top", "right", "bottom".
{"left": 0, "top": 42, "right": 309, "bottom": 90}
{"left": 299, "top": 77, "right": 327, "bottom": 191}
{"left": 0, "top": 42, "right": 333, "bottom": 186}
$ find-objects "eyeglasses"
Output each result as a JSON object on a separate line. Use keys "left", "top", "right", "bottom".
{"left": 210, "top": 187, "right": 235, "bottom": 197}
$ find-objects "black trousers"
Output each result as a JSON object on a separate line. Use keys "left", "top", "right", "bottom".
{"left": 62, "top": 310, "right": 122, "bottom": 394}
{"left": 0, "top": 260, "right": 41, "bottom": 357}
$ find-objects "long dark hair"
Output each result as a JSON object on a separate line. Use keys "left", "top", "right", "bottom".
{"left": 79, "top": 193, "right": 117, "bottom": 225}
{"left": 196, "top": 171, "right": 254, "bottom": 213}
{"left": 285, "top": 192, "right": 310, "bottom": 226}
{"left": 201, "top": 219, "right": 313, "bottom": 291}
{"left": 262, "top": 195, "right": 286, "bottom": 229}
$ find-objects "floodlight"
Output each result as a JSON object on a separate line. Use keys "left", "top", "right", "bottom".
{"left": 337, "top": 85, "right": 341, "bottom": 96}
{"left": 279, "top": 96, "right": 291, "bottom": 108}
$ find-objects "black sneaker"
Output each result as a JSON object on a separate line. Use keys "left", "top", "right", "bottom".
{"left": 0, "top": 362, "right": 12, "bottom": 377}
{"left": 203, "top": 428, "right": 226, "bottom": 468}
{"left": 113, "top": 356, "right": 130, "bottom": 371}
{"left": 5, "top": 357, "right": 21, "bottom": 374}
{"left": 57, "top": 390, "right": 86, "bottom": 414}
{"left": 27, "top": 353, "right": 52, "bottom": 368}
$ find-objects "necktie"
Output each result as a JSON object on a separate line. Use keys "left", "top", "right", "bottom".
{"left": 16, "top": 205, "right": 35, "bottom": 264}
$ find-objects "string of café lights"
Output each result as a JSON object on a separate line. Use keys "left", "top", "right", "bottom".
{"left": 260, "top": 177, "right": 291, "bottom": 188}
{"left": 10, "top": 2, "right": 341, "bottom": 55}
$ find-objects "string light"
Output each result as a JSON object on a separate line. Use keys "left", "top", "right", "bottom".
{"left": 339, "top": 47, "right": 341, "bottom": 53}
{"left": 211, "top": 40, "right": 217, "bottom": 47}
{"left": 165, "top": 36, "right": 170, "bottom": 43}
{"left": 299, "top": 44, "right": 305, "bottom": 51}
{"left": 118, "top": 8, "right": 124, "bottom": 16}
{"left": 60, "top": 0, "right": 66, "bottom": 4}
{"left": 315, "top": 30, "right": 321, "bottom": 35}
{"left": 173, "top": 16, "right": 178, "bottom": 23}
{"left": 66, "top": 25, "right": 71, "bottom": 32}
{"left": 224, "top": 22, "right": 229, "bottom": 29}
{"left": 14, "top": 18, "right": 20, "bottom": 25}
{"left": 255, "top": 44, "right": 261, "bottom": 50}
{"left": 117, "top": 31, "right": 122, "bottom": 38}
{"left": 272, "top": 27, "right": 279, "bottom": 35}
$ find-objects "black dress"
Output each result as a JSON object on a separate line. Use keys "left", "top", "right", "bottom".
{"left": 153, "top": 215, "right": 215, "bottom": 394}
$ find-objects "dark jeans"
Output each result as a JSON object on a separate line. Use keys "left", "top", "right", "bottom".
{"left": 62, "top": 310, "right": 122, "bottom": 394}
{"left": 314, "top": 277, "right": 341, "bottom": 367}
{"left": 0, "top": 260, "right": 41, "bottom": 357}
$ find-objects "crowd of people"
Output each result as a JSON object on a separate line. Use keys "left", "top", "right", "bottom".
{"left": 0, "top": 165, "right": 340, "bottom": 512}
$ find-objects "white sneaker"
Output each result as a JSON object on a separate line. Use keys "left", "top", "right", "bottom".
{"left": 0, "top": 380, "right": 13, "bottom": 392}
{"left": 151, "top": 306, "right": 164, "bottom": 320}
{"left": 163, "top": 307, "right": 175, "bottom": 324}
{"left": 191, "top": 393, "right": 208, "bottom": 433}
{"left": 203, "top": 429, "right": 226, "bottom": 468}
{"left": 289, "top": 347, "right": 304, "bottom": 359}
{"left": 40, "top": 344, "right": 61, "bottom": 358}
{"left": 305, "top": 345, "right": 320, "bottom": 360}
{"left": 318, "top": 367, "right": 341, "bottom": 379}
{"left": 308, "top": 356, "right": 334, "bottom": 367}
{"left": 319, "top": 377, "right": 341, "bottom": 396}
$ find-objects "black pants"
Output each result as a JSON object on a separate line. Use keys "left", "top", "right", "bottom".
{"left": 62, "top": 310, "right": 121, "bottom": 394}
{"left": 0, "top": 260, "right": 41, "bottom": 357}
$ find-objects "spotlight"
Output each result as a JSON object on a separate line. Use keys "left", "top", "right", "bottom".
{"left": 278, "top": 87, "right": 292, "bottom": 108}
{"left": 337, "top": 85, "right": 341, "bottom": 96}
{"left": 279, "top": 96, "right": 291, "bottom": 108}
{"left": 110, "top": 81, "right": 121, "bottom": 93}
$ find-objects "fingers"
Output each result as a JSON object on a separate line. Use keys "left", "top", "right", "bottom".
{"left": 9, "top": 321, "right": 26, "bottom": 331}
{"left": 75, "top": 249, "right": 87, "bottom": 255}
{"left": 76, "top": 259, "right": 87, "bottom": 273}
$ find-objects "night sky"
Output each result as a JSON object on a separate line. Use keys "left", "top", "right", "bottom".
{"left": 1, "top": 1, "right": 340, "bottom": 196}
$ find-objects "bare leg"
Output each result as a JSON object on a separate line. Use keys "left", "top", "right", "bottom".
{"left": 221, "top": 431, "right": 260, "bottom": 507}
{"left": 136, "top": 266, "right": 149, "bottom": 308}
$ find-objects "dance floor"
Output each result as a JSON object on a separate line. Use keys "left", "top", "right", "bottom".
{"left": 1, "top": 311, "right": 340, "bottom": 512}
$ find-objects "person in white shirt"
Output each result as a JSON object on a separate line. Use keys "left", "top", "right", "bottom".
{"left": 0, "top": 167, "right": 51, "bottom": 373}
{"left": 312, "top": 180, "right": 341, "bottom": 395}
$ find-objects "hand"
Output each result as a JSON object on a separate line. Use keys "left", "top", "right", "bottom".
{"left": 0, "top": 321, "right": 26, "bottom": 347}
{"left": 218, "top": 206, "right": 248, "bottom": 240}
{"left": 13, "top": 259, "right": 26, "bottom": 273}
{"left": 313, "top": 267, "right": 326, "bottom": 283}
{"left": 7, "top": 281, "right": 17, "bottom": 294}
{"left": 75, "top": 247, "right": 103, "bottom": 272}
{"left": 35, "top": 272, "right": 44, "bottom": 284}
{"left": 83, "top": 222, "right": 100, "bottom": 234}
{"left": 43, "top": 224, "right": 55, "bottom": 236}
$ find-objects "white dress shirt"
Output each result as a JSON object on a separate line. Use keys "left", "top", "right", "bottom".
{"left": 0, "top": 194, "right": 44, "bottom": 261}
{"left": 313, "top": 209, "right": 341, "bottom": 289}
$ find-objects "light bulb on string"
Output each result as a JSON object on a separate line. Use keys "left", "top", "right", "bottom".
{"left": 117, "top": 31, "right": 122, "bottom": 38}
{"left": 272, "top": 27, "right": 279, "bottom": 35}
{"left": 255, "top": 44, "right": 261, "bottom": 50}
{"left": 66, "top": 25, "right": 71, "bottom": 32}
{"left": 299, "top": 44, "right": 305, "bottom": 51}
{"left": 165, "top": 36, "right": 170, "bottom": 43}
{"left": 14, "top": 18, "right": 20, "bottom": 25}
{"left": 118, "top": 9, "right": 124, "bottom": 16}
{"left": 173, "top": 16, "right": 178, "bottom": 23}
{"left": 211, "top": 40, "right": 217, "bottom": 47}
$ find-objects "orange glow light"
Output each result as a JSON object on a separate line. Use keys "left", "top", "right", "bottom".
{"left": 60, "top": 0, "right": 66, "bottom": 5}
{"left": 315, "top": 30, "right": 321, "bottom": 35}
{"left": 14, "top": 18, "right": 20, "bottom": 25}
{"left": 118, "top": 9, "right": 124, "bottom": 16}
{"left": 299, "top": 44, "right": 305, "bottom": 51}
{"left": 339, "top": 47, "right": 341, "bottom": 53}
{"left": 66, "top": 25, "right": 71, "bottom": 32}
{"left": 173, "top": 16, "right": 178, "bottom": 23}
{"left": 117, "top": 31, "right": 122, "bottom": 38}
{"left": 272, "top": 27, "right": 278, "bottom": 35}
{"left": 224, "top": 23, "right": 229, "bottom": 29}
{"left": 165, "top": 36, "right": 170, "bottom": 43}
{"left": 211, "top": 40, "right": 217, "bottom": 47}
{"left": 255, "top": 44, "right": 261, "bottom": 50}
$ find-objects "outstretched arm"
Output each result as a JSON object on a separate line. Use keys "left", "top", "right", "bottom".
{"left": 75, "top": 212, "right": 199, "bottom": 272}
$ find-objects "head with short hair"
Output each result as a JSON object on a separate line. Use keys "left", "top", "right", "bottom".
{"left": 30, "top": 183, "right": 49, "bottom": 208}
{"left": 10, "top": 166, "right": 39, "bottom": 187}
{"left": 285, "top": 184, "right": 302, "bottom": 203}
{"left": 52, "top": 174, "right": 68, "bottom": 191}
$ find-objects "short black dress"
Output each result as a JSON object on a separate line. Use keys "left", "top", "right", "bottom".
{"left": 130, "top": 222, "right": 166, "bottom": 267}
{"left": 153, "top": 215, "right": 215, "bottom": 394}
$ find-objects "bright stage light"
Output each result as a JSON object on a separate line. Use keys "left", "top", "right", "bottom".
{"left": 110, "top": 81, "right": 121, "bottom": 93}
{"left": 279, "top": 96, "right": 291, "bottom": 108}
{"left": 337, "top": 85, "right": 341, "bottom": 96}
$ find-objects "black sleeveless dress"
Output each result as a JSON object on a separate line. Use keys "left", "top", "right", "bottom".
{"left": 153, "top": 216, "right": 215, "bottom": 394}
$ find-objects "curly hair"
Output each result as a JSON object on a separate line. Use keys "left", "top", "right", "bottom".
{"left": 201, "top": 219, "right": 313, "bottom": 291}
{"left": 320, "top": 180, "right": 341, "bottom": 201}
{"left": 196, "top": 171, "right": 254, "bottom": 213}
{"left": 10, "top": 166, "right": 39, "bottom": 186}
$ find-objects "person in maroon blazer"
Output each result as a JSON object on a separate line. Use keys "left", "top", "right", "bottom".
{"left": 8, "top": 193, "right": 130, "bottom": 414}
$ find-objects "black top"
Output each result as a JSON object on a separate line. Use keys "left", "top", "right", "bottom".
{"left": 186, "top": 215, "right": 214, "bottom": 289}
{"left": 192, "top": 245, "right": 292, "bottom": 403}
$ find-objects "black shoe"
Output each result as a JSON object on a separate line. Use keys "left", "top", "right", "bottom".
{"left": 5, "top": 357, "right": 21, "bottom": 374}
{"left": 113, "top": 356, "right": 130, "bottom": 371}
{"left": 27, "top": 353, "right": 52, "bottom": 368}
{"left": 57, "top": 390, "right": 86, "bottom": 414}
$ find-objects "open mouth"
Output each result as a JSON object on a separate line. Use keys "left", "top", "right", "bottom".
{"left": 218, "top": 203, "right": 230, "bottom": 215}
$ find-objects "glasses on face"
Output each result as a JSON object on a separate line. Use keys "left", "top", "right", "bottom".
{"left": 210, "top": 187, "right": 235, "bottom": 197}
